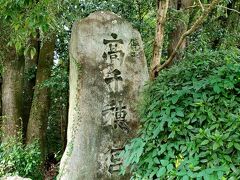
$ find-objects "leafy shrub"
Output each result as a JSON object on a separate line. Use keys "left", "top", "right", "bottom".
{"left": 0, "top": 139, "right": 42, "bottom": 179}
{"left": 121, "top": 48, "right": 240, "bottom": 179}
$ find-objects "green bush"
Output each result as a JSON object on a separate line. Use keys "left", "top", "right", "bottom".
{"left": 0, "top": 139, "right": 42, "bottom": 179}
{"left": 121, "top": 48, "right": 240, "bottom": 179}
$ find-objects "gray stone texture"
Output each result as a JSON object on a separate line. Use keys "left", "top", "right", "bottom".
{"left": 0, "top": 176, "right": 31, "bottom": 180}
{"left": 58, "top": 11, "right": 149, "bottom": 180}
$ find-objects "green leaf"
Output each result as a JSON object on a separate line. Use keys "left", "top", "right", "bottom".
{"left": 201, "top": 140, "right": 209, "bottom": 146}
{"left": 149, "top": 100, "right": 160, "bottom": 110}
{"left": 15, "top": 41, "right": 21, "bottom": 52}
{"left": 167, "top": 164, "right": 174, "bottom": 171}
{"left": 160, "top": 159, "right": 169, "bottom": 166}
{"left": 158, "top": 144, "right": 167, "bottom": 155}
{"left": 233, "top": 143, "right": 240, "bottom": 151}
{"left": 154, "top": 157, "right": 160, "bottom": 164}
{"left": 181, "top": 145, "right": 187, "bottom": 152}
{"left": 217, "top": 171, "right": 224, "bottom": 179}
{"left": 213, "top": 142, "right": 219, "bottom": 150}
{"left": 176, "top": 108, "right": 184, "bottom": 117}
{"left": 157, "top": 167, "right": 166, "bottom": 177}
{"left": 171, "top": 95, "right": 179, "bottom": 104}
{"left": 213, "top": 84, "right": 221, "bottom": 93}
{"left": 193, "top": 166, "right": 201, "bottom": 171}
{"left": 223, "top": 155, "right": 232, "bottom": 162}
{"left": 227, "top": 142, "right": 233, "bottom": 148}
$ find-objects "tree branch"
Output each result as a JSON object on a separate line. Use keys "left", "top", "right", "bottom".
{"left": 197, "top": 0, "right": 205, "bottom": 11}
{"left": 156, "top": 0, "right": 220, "bottom": 72}
{"left": 186, "top": 4, "right": 240, "bottom": 14}
{"left": 217, "top": 4, "right": 240, "bottom": 15}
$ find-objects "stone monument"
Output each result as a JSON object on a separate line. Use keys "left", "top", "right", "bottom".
{"left": 58, "top": 11, "right": 149, "bottom": 180}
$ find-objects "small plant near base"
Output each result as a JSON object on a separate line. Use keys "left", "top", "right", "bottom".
{"left": 0, "top": 138, "right": 42, "bottom": 179}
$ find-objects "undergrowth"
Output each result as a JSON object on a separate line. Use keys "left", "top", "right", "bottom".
{"left": 120, "top": 48, "right": 240, "bottom": 180}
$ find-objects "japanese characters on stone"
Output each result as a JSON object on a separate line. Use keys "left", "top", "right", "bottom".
{"left": 99, "top": 33, "right": 130, "bottom": 174}
{"left": 100, "top": 33, "right": 129, "bottom": 133}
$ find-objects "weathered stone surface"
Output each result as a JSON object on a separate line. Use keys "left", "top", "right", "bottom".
{"left": 58, "top": 11, "right": 149, "bottom": 180}
{"left": 0, "top": 176, "right": 31, "bottom": 180}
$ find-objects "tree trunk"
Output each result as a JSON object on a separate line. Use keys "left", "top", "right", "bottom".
{"left": 1, "top": 50, "right": 24, "bottom": 142}
{"left": 167, "top": 0, "right": 192, "bottom": 63}
{"left": 150, "top": 0, "right": 169, "bottom": 80}
{"left": 22, "top": 38, "right": 39, "bottom": 142}
{"left": 26, "top": 37, "right": 55, "bottom": 158}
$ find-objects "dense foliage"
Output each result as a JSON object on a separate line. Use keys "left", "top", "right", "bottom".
{"left": 0, "top": 0, "right": 60, "bottom": 52}
{"left": 121, "top": 48, "right": 240, "bottom": 179}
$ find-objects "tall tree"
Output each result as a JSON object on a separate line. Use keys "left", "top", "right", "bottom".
{"left": 22, "top": 37, "right": 39, "bottom": 142}
{"left": 1, "top": 51, "right": 24, "bottom": 142}
{"left": 26, "top": 36, "right": 55, "bottom": 157}
{"left": 0, "top": 0, "right": 59, "bottom": 156}
{"left": 0, "top": 23, "right": 25, "bottom": 142}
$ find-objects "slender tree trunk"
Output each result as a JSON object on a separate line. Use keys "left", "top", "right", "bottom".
{"left": 150, "top": 0, "right": 169, "bottom": 80}
{"left": 26, "top": 37, "right": 55, "bottom": 158}
{"left": 22, "top": 37, "right": 39, "bottom": 142}
{"left": 1, "top": 50, "right": 24, "bottom": 142}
